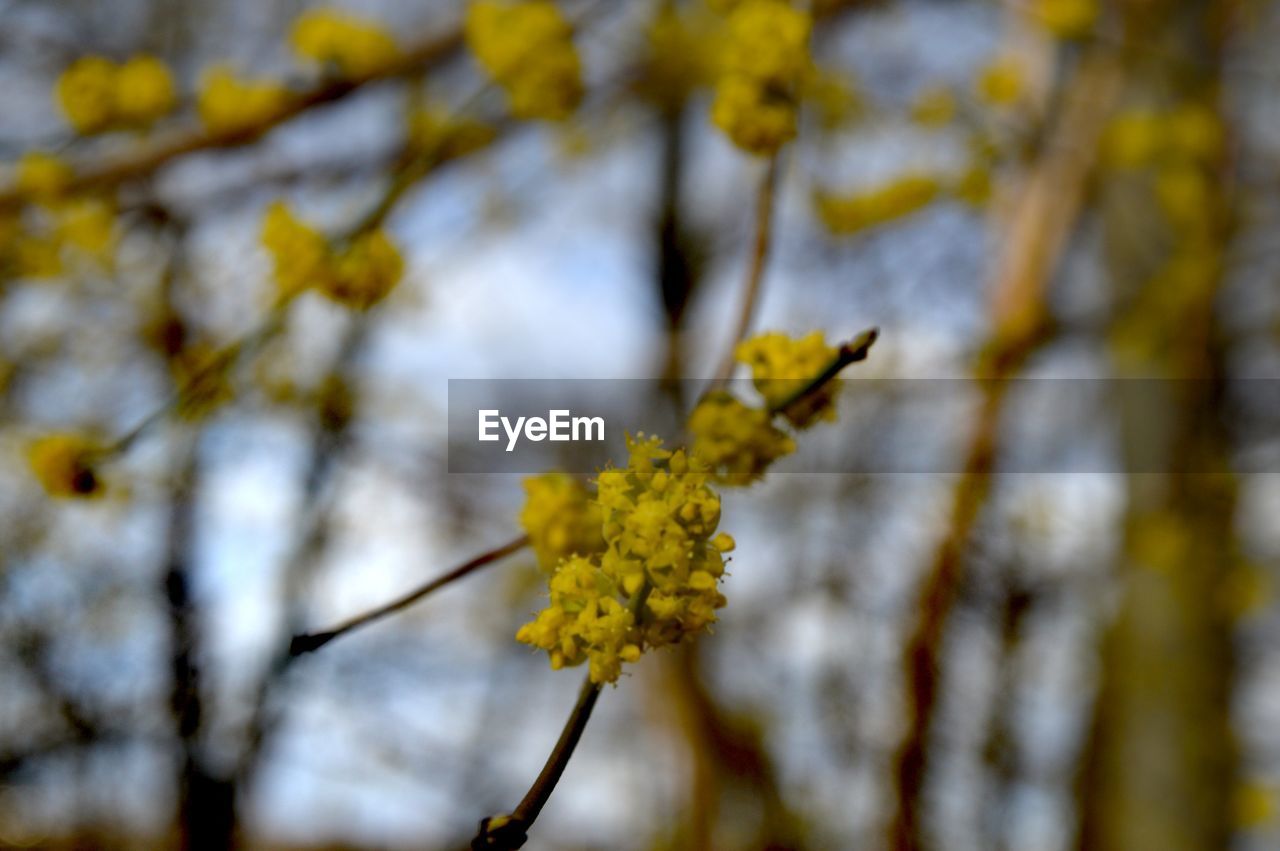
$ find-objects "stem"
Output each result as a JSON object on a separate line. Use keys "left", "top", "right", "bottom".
{"left": 711, "top": 155, "right": 780, "bottom": 386}
{"left": 765, "top": 327, "right": 879, "bottom": 416}
{"left": 289, "top": 534, "right": 530, "bottom": 656}
{"left": 472, "top": 674, "right": 603, "bottom": 851}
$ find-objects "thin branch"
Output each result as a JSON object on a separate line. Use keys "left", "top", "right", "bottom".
{"left": 765, "top": 326, "right": 879, "bottom": 416}
{"left": 289, "top": 533, "right": 530, "bottom": 656}
{"left": 711, "top": 155, "right": 780, "bottom": 386}
{"left": 472, "top": 674, "right": 603, "bottom": 851}
{"left": 0, "top": 28, "right": 464, "bottom": 211}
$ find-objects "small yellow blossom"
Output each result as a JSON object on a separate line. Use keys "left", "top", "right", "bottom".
{"left": 688, "top": 391, "right": 795, "bottom": 485}
{"left": 56, "top": 56, "right": 117, "bottom": 134}
{"left": 54, "top": 199, "right": 116, "bottom": 260}
{"left": 1233, "top": 781, "right": 1278, "bottom": 828}
{"left": 16, "top": 152, "right": 73, "bottom": 202}
{"left": 1165, "top": 102, "right": 1223, "bottom": 163}
{"left": 911, "top": 86, "right": 956, "bottom": 129}
{"left": 27, "top": 434, "right": 106, "bottom": 498}
{"left": 325, "top": 229, "right": 404, "bottom": 310}
{"left": 710, "top": 0, "right": 811, "bottom": 154}
{"left": 519, "top": 472, "right": 606, "bottom": 569}
{"left": 1033, "top": 0, "right": 1097, "bottom": 39}
{"left": 815, "top": 174, "right": 941, "bottom": 236}
{"left": 975, "top": 57, "right": 1024, "bottom": 107}
{"left": 291, "top": 8, "right": 399, "bottom": 77}
{"left": 113, "top": 55, "right": 176, "bottom": 126}
{"left": 951, "top": 166, "right": 992, "bottom": 207}
{"left": 1102, "top": 111, "right": 1164, "bottom": 169}
{"left": 735, "top": 331, "right": 839, "bottom": 428}
{"left": 198, "top": 66, "right": 291, "bottom": 135}
{"left": 407, "top": 106, "right": 496, "bottom": 161}
{"left": 260, "top": 202, "right": 331, "bottom": 299}
{"left": 465, "top": 1, "right": 584, "bottom": 121}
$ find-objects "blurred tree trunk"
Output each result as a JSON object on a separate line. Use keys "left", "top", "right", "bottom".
{"left": 1077, "top": 1, "right": 1238, "bottom": 848}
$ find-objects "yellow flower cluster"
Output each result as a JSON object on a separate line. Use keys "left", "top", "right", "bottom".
{"left": 465, "top": 1, "right": 584, "bottom": 121}
{"left": 517, "top": 435, "right": 734, "bottom": 684}
{"left": 975, "top": 57, "right": 1024, "bottom": 107}
{"left": 814, "top": 174, "right": 941, "bottom": 236}
{"left": 1102, "top": 104, "right": 1222, "bottom": 171}
{"left": 519, "top": 472, "right": 605, "bottom": 569}
{"left": 911, "top": 86, "right": 957, "bottom": 129}
{"left": 735, "top": 330, "right": 839, "bottom": 428}
{"left": 688, "top": 391, "right": 795, "bottom": 485}
{"left": 711, "top": 0, "right": 811, "bottom": 154}
{"left": 291, "top": 8, "right": 399, "bottom": 77}
{"left": 260, "top": 202, "right": 404, "bottom": 310}
{"left": 407, "top": 106, "right": 497, "bottom": 161}
{"left": 198, "top": 66, "right": 291, "bottom": 135}
{"left": 57, "top": 55, "right": 176, "bottom": 134}
{"left": 1034, "top": 0, "right": 1098, "bottom": 39}
{"left": 4, "top": 153, "right": 116, "bottom": 278}
{"left": 26, "top": 434, "right": 106, "bottom": 499}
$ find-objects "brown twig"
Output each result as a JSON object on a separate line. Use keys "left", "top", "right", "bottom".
{"left": 289, "top": 533, "right": 530, "bottom": 656}
{"left": 765, "top": 327, "right": 879, "bottom": 416}
{"left": 711, "top": 155, "right": 780, "bottom": 386}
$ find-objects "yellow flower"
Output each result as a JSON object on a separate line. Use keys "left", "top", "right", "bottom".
{"left": 16, "top": 152, "right": 73, "bottom": 202}
{"left": 291, "top": 8, "right": 399, "bottom": 77}
{"left": 198, "top": 66, "right": 290, "bottom": 135}
{"left": 407, "top": 106, "right": 496, "bottom": 161}
{"left": 465, "top": 1, "right": 584, "bottom": 121}
{"left": 815, "top": 174, "right": 941, "bottom": 235}
{"left": 735, "top": 331, "right": 839, "bottom": 428}
{"left": 56, "top": 56, "right": 117, "bottom": 134}
{"left": 1102, "top": 111, "right": 1163, "bottom": 169}
{"left": 113, "top": 55, "right": 176, "bottom": 126}
{"left": 519, "top": 472, "right": 606, "bottom": 569}
{"left": 911, "top": 86, "right": 956, "bottom": 129}
{"left": 1034, "top": 0, "right": 1097, "bottom": 39}
{"left": 951, "top": 166, "right": 992, "bottom": 207}
{"left": 688, "top": 391, "right": 795, "bottom": 485}
{"left": 260, "top": 202, "right": 331, "bottom": 299}
{"left": 27, "top": 434, "right": 106, "bottom": 498}
{"left": 710, "top": 0, "right": 811, "bottom": 154}
{"left": 54, "top": 199, "right": 117, "bottom": 261}
{"left": 975, "top": 57, "right": 1024, "bottom": 106}
{"left": 324, "top": 229, "right": 404, "bottom": 310}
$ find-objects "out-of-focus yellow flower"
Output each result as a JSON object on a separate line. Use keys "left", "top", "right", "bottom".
{"left": 27, "top": 434, "right": 106, "bottom": 498}
{"left": 465, "top": 1, "right": 584, "bottom": 121}
{"left": 815, "top": 174, "right": 941, "bottom": 236}
{"left": 113, "top": 55, "right": 176, "bottom": 125}
{"left": 951, "top": 166, "right": 992, "bottom": 206}
{"left": 519, "top": 472, "right": 605, "bottom": 569}
{"left": 636, "top": 4, "right": 716, "bottom": 107}
{"left": 688, "top": 391, "right": 795, "bottom": 485}
{"left": 1102, "top": 111, "right": 1163, "bottom": 169}
{"left": 1233, "top": 782, "right": 1278, "bottom": 829}
{"left": 710, "top": 0, "right": 810, "bottom": 154}
{"left": 1166, "top": 102, "right": 1223, "bottom": 163}
{"left": 56, "top": 55, "right": 175, "bottom": 134}
{"left": 325, "top": 229, "right": 404, "bottom": 310}
{"left": 198, "top": 66, "right": 291, "bottom": 135}
{"left": 261, "top": 201, "right": 331, "bottom": 299}
{"left": 13, "top": 237, "right": 63, "bottom": 278}
{"left": 911, "top": 86, "right": 956, "bottom": 129}
{"left": 735, "top": 331, "right": 839, "bottom": 428}
{"left": 975, "top": 57, "right": 1024, "bottom": 106}
{"left": 1155, "top": 165, "right": 1212, "bottom": 231}
{"left": 806, "top": 68, "right": 863, "bottom": 131}
{"left": 54, "top": 199, "right": 116, "bottom": 259}
{"left": 16, "top": 152, "right": 73, "bottom": 202}
{"left": 407, "top": 106, "right": 496, "bottom": 160}
{"left": 56, "top": 56, "right": 117, "bottom": 134}
{"left": 291, "top": 8, "right": 399, "bottom": 77}
{"left": 1034, "top": 0, "right": 1097, "bottom": 39}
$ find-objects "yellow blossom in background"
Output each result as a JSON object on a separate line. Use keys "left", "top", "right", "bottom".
{"left": 198, "top": 66, "right": 291, "bottom": 135}
{"left": 951, "top": 166, "right": 992, "bottom": 206}
{"left": 291, "top": 8, "right": 399, "bottom": 77}
{"left": 911, "top": 86, "right": 956, "bottom": 129}
{"left": 260, "top": 202, "right": 331, "bottom": 299}
{"left": 26, "top": 434, "right": 106, "bottom": 499}
{"left": 688, "top": 391, "right": 795, "bottom": 485}
{"left": 56, "top": 56, "right": 117, "bottom": 134}
{"left": 56, "top": 55, "right": 175, "bottom": 134}
{"left": 1102, "top": 111, "right": 1163, "bottom": 169}
{"left": 465, "top": 1, "right": 584, "bottom": 121}
{"left": 16, "top": 152, "right": 73, "bottom": 202}
{"left": 815, "top": 174, "right": 941, "bottom": 236}
{"left": 736, "top": 331, "right": 839, "bottom": 428}
{"left": 710, "top": 0, "right": 811, "bottom": 154}
{"left": 1155, "top": 165, "right": 1212, "bottom": 231}
{"left": 13, "top": 237, "right": 63, "bottom": 279}
{"left": 975, "top": 57, "right": 1024, "bottom": 106}
{"left": 324, "top": 230, "right": 404, "bottom": 310}
{"left": 54, "top": 199, "right": 116, "bottom": 260}
{"left": 519, "top": 472, "right": 606, "bottom": 569}
{"left": 1166, "top": 102, "right": 1223, "bottom": 163}
{"left": 1233, "top": 781, "right": 1278, "bottom": 829}
{"left": 805, "top": 68, "right": 863, "bottom": 131}
{"left": 113, "top": 55, "right": 176, "bottom": 126}
{"left": 1034, "top": 0, "right": 1097, "bottom": 39}
{"left": 636, "top": 4, "right": 717, "bottom": 107}
{"left": 407, "top": 106, "right": 496, "bottom": 161}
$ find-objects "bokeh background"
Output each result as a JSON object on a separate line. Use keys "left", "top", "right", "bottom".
{"left": 2, "top": 0, "right": 1279, "bottom": 849}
